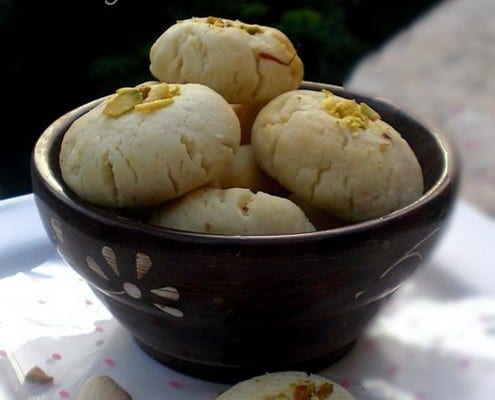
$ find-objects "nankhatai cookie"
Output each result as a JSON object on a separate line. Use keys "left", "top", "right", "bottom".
{"left": 149, "top": 17, "right": 304, "bottom": 104}
{"left": 211, "top": 145, "right": 281, "bottom": 194}
{"left": 149, "top": 187, "right": 315, "bottom": 235}
{"left": 251, "top": 89, "right": 424, "bottom": 221}
{"left": 231, "top": 102, "right": 266, "bottom": 144}
{"left": 60, "top": 82, "right": 240, "bottom": 208}
{"left": 216, "top": 371, "right": 356, "bottom": 400}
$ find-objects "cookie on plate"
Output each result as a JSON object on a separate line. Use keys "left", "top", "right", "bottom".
{"left": 149, "top": 16, "right": 304, "bottom": 104}
{"left": 251, "top": 89, "right": 424, "bottom": 222}
{"left": 216, "top": 371, "right": 355, "bottom": 400}
{"left": 149, "top": 187, "right": 315, "bottom": 235}
{"left": 60, "top": 82, "right": 240, "bottom": 208}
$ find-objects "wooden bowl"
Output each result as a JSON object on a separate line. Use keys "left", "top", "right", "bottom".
{"left": 30, "top": 81, "right": 459, "bottom": 383}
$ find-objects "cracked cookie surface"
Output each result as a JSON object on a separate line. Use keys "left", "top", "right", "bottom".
{"left": 251, "top": 90, "right": 424, "bottom": 221}
{"left": 149, "top": 17, "right": 304, "bottom": 104}
{"left": 59, "top": 82, "right": 240, "bottom": 208}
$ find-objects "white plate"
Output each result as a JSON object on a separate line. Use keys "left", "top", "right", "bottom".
{"left": 1, "top": 194, "right": 495, "bottom": 400}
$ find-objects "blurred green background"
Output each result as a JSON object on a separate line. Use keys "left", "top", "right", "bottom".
{"left": 0, "top": 0, "right": 440, "bottom": 200}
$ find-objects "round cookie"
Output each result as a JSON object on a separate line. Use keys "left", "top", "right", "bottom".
{"left": 149, "top": 187, "right": 315, "bottom": 235}
{"left": 251, "top": 90, "right": 424, "bottom": 222}
{"left": 149, "top": 16, "right": 304, "bottom": 104}
{"left": 288, "top": 193, "right": 347, "bottom": 230}
{"left": 231, "top": 102, "right": 266, "bottom": 144}
{"left": 216, "top": 371, "right": 356, "bottom": 400}
{"left": 60, "top": 82, "right": 240, "bottom": 208}
{"left": 211, "top": 145, "right": 282, "bottom": 194}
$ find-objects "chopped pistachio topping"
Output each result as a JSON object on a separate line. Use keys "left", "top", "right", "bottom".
{"left": 206, "top": 16, "right": 218, "bottom": 24}
{"left": 102, "top": 89, "right": 143, "bottom": 118}
{"left": 290, "top": 380, "right": 334, "bottom": 400}
{"left": 360, "top": 102, "right": 380, "bottom": 120}
{"left": 240, "top": 23, "right": 262, "bottom": 34}
{"left": 102, "top": 83, "right": 181, "bottom": 118}
{"left": 145, "top": 82, "right": 170, "bottom": 102}
{"left": 206, "top": 16, "right": 231, "bottom": 27}
{"left": 205, "top": 16, "right": 261, "bottom": 34}
{"left": 116, "top": 87, "right": 138, "bottom": 94}
{"left": 316, "top": 383, "right": 334, "bottom": 399}
{"left": 168, "top": 85, "right": 181, "bottom": 96}
{"left": 134, "top": 98, "right": 174, "bottom": 112}
{"left": 321, "top": 90, "right": 381, "bottom": 131}
{"left": 136, "top": 83, "right": 151, "bottom": 99}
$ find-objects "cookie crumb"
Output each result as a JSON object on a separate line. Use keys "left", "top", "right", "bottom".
{"left": 25, "top": 366, "right": 54, "bottom": 384}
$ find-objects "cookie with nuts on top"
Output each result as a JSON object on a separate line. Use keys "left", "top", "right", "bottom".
{"left": 149, "top": 16, "right": 304, "bottom": 104}
{"left": 215, "top": 371, "right": 356, "bottom": 400}
{"left": 251, "top": 90, "right": 424, "bottom": 222}
{"left": 59, "top": 81, "right": 240, "bottom": 208}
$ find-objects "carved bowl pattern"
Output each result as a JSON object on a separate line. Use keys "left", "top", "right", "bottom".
{"left": 31, "top": 82, "right": 459, "bottom": 383}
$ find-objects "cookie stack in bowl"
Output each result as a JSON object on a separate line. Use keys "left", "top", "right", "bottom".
{"left": 59, "top": 16, "right": 423, "bottom": 235}
{"left": 32, "top": 15, "right": 458, "bottom": 390}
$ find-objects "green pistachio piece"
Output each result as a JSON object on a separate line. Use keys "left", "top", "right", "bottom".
{"left": 360, "top": 102, "right": 381, "bottom": 121}
{"left": 102, "top": 89, "right": 142, "bottom": 118}
{"left": 144, "top": 83, "right": 170, "bottom": 102}
{"left": 321, "top": 90, "right": 381, "bottom": 131}
{"left": 240, "top": 24, "right": 262, "bottom": 34}
{"left": 134, "top": 98, "right": 174, "bottom": 113}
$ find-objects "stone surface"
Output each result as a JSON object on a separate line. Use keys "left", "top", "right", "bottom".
{"left": 346, "top": 0, "right": 495, "bottom": 217}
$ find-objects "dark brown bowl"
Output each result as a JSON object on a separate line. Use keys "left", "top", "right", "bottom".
{"left": 30, "top": 81, "right": 459, "bottom": 383}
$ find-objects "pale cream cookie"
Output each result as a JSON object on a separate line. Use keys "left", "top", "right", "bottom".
{"left": 288, "top": 193, "right": 347, "bottom": 230}
{"left": 60, "top": 82, "right": 240, "bottom": 208}
{"left": 76, "top": 375, "right": 131, "bottom": 400}
{"left": 251, "top": 90, "right": 424, "bottom": 221}
{"left": 211, "top": 145, "right": 282, "bottom": 194}
{"left": 149, "top": 17, "right": 304, "bottom": 104}
{"left": 216, "top": 371, "right": 355, "bottom": 400}
{"left": 231, "top": 102, "right": 266, "bottom": 145}
{"left": 149, "top": 187, "right": 315, "bottom": 235}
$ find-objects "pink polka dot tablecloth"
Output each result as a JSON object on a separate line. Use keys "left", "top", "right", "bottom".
{"left": 1, "top": 194, "right": 495, "bottom": 400}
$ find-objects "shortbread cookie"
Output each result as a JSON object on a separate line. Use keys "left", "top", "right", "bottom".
{"left": 288, "top": 193, "right": 347, "bottom": 230}
{"left": 216, "top": 371, "right": 355, "bottom": 400}
{"left": 149, "top": 17, "right": 304, "bottom": 104}
{"left": 252, "top": 90, "right": 424, "bottom": 221}
{"left": 211, "top": 145, "right": 281, "bottom": 194}
{"left": 149, "top": 187, "right": 315, "bottom": 235}
{"left": 60, "top": 82, "right": 240, "bottom": 208}
{"left": 231, "top": 102, "right": 266, "bottom": 144}
{"left": 76, "top": 375, "right": 131, "bottom": 400}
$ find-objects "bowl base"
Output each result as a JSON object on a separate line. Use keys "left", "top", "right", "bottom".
{"left": 134, "top": 338, "right": 356, "bottom": 384}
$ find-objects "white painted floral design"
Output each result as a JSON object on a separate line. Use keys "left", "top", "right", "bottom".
{"left": 81, "top": 246, "right": 184, "bottom": 318}
{"left": 84, "top": 246, "right": 183, "bottom": 318}
{"left": 47, "top": 217, "right": 185, "bottom": 319}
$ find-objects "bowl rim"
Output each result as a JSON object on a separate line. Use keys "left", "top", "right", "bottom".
{"left": 32, "top": 81, "right": 459, "bottom": 244}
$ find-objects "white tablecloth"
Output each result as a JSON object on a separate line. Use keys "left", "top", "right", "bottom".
{"left": 1, "top": 194, "right": 494, "bottom": 400}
